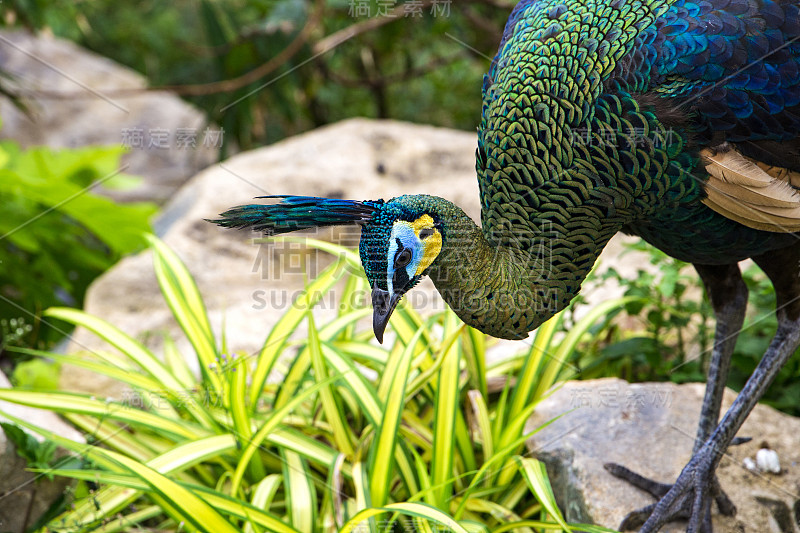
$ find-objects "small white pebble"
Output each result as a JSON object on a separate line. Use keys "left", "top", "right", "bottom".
{"left": 755, "top": 448, "right": 781, "bottom": 474}
{"left": 743, "top": 457, "right": 757, "bottom": 472}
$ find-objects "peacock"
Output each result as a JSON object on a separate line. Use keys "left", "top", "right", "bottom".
{"left": 212, "top": 0, "right": 800, "bottom": 531}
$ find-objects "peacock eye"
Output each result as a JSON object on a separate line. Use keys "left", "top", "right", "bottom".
{"left": 418, "top": 228, "right": 434, "bottom": 240}
{"left": 395, "top": 248, "right": 413, "bottom": 268}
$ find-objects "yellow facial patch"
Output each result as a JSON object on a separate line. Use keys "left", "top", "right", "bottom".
{"left": 411, "top": 214, "right": 442, "bottom": 275}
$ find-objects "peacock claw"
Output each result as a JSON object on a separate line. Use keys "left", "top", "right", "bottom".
{"left": 729, "top": 436, "right": 751, "bottom": 446}
{"left": 605, "top": 449, "right": 735, "bottom": 533}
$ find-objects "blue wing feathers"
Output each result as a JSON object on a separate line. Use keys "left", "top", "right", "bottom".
{"left": 641, "top": 0, "right": 800, "bottom": 143}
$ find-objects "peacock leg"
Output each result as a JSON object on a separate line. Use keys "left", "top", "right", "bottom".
{"left": 605, "top": 263, "right": 746, "bottom": 531}
{"left": 690, "top": 264, "right": 749, "bottom": 455}
{"left": 609, "top": 245, "right": 800, "bottom": 533}
{"left": 635, "top": 313, "right": 800, "bottom": 533}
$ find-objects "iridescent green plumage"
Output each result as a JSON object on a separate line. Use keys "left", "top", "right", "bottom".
{"left": 214, "top": 1, "right": 800, "bottom": 340}
{"left": 214, "top": 2, "right": 800, "bottom": 530}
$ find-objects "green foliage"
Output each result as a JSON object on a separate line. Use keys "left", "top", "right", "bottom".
{"left": 1, "top": 317, "right": 33, "bottom": 351}
{"left": 575, "top": 242, "right": 713, "bottom": 384}
{"left": 0, "top": 133, "right": 156, "bottom": 350}
{"left": 1, "top": 236, "right": 622, "bottom": 533}
{"left": 2, "top": 0, "right": 511, "bottom": 151}
{"left": 581, "top": 241, "right": 800, "bottom": 416}
{"left": 10, "top": 358, "right": 61, "bottom": 389}
{"left": 0, "top": 422, "right": 58, "bottom": 479}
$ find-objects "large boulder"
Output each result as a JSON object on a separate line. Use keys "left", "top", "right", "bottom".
{"left": 61, "top": 118, "right": 648, "bottom": 395}
{"left": 527, "top": 378, "right": 800, "bottom": 533}
{"left": 0, "top": 29, "right": 218, "bottom": 204}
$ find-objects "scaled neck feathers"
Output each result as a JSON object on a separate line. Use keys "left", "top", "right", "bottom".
{"left": 423, "top": 197, "right": 618, "bottom": 339}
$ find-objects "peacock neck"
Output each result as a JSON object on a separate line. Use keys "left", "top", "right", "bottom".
{"left": 426, "top": 200, "right": 619, "bottom": 340}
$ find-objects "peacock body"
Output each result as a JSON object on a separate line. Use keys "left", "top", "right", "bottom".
{"left": 214, "top": 1, "right": 800, "bottom": 531}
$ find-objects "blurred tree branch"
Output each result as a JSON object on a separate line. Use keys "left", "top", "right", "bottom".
{"left": 312, "top": 0, "right": 437, "bottom": 55}
{"left": 9, "top": 0, "right": 324, "bottom": 98}
{"left": 320, "top": 52, "right": 465, "bottom": 89}
{"left": 10, "top": 0, "right": 502, "bottom": 100}
{"left": 2, "top": 0, "right": 514, "bottom": 148}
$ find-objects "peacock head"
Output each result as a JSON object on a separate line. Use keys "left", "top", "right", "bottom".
{"left": 359, "top": 197, "right": 444, "bottom": 343}
{"left": 211, "top": 195, "right": 445, "bottom": 343}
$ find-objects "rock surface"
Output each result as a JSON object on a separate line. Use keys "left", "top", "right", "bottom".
{"left": 60, "top": 118, "right": 649, "bottom": 396}
{"left": 0, "top": 371, "right": 83, "bottom": 533}
{"left": 527, "top": 378, "right": 800, "bottom": 533}
{"left": 0, "top": 29, "right": 218, "bottom": 203}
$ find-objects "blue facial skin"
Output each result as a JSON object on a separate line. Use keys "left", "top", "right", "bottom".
{"left": 385, "top": 222, "right": 426, "bottom": 295}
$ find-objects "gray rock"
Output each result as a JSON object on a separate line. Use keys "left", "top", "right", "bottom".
{"left": 0, "top": 29, "right": 218, "bottom": 204}
{"left": 0, "top": 371, "right": 83, "bottom": 533}
{"left": 527, "top": 378, "right": 800, "bottom": 533}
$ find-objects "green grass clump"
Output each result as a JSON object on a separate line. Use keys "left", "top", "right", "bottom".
{"left": 1, "top": 236, "right": 622, "bottom": 533}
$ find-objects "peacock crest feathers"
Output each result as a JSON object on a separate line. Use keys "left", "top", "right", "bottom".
{"left": 211, "top": 196, "right": 384, "bottom": 235}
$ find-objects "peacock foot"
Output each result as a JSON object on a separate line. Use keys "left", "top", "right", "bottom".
{"left": 604, "top": 453, "right": 735, "bottom": 533}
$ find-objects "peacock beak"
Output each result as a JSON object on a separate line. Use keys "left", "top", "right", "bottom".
{"left": 372, "top": 285, "right": 401, "bottom": 344}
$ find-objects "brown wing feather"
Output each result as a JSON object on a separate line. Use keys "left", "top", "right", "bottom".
{"left": 754, "top": 161, "right": 800, "bottom": 189}
{"left": 700, "top": 148, "right": 800, "bottom": 233}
